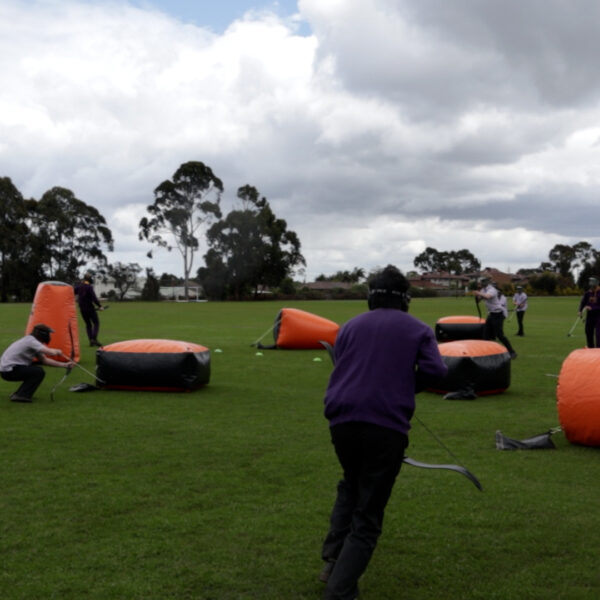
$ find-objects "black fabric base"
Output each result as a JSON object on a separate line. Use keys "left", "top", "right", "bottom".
{"left": 435, "top": 322, "right": 486, "bottom": 342}
{"left": 96, "top": 350, "right": 210, "bottom": 391}
{"left": 426, "top": 352, "right": 510, "bottom": 395}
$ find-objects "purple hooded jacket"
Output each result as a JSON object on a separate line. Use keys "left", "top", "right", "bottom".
{"left": 324, "top": 308, "right": 448, "bottom": 435}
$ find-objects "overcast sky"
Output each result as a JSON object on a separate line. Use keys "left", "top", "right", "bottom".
{"left": 2, "top": 0, "right": 600, "bottom": 281}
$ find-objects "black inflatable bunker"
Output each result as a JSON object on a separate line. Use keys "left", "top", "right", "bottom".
{"left": 435, "top": 315, "right": 486, "bottom": 342}
{"left": 96, "top": 339, "right": 210, "bottom": 391}
{"left": 426, "top": 339, "right": 510, "bottom": 396}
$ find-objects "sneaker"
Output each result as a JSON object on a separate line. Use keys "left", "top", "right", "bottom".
{"left": 319, "top": 560, "right": 335, "bottom": 583}
{"left": 444, "top": 386, "right": 477, "bottom": 400}
{"left": 510, "top": 352, "right": 518, "bottom": 359}
{"left": 10, "top": 394, "right": 32, "bottom": 403}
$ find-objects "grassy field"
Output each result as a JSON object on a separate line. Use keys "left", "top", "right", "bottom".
{"left": 1, "top": 297, "right": 599, "bottom": 599}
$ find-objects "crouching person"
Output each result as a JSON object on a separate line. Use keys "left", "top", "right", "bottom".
{"left": 0, "top": 324, "right": 73, "bottom": 403}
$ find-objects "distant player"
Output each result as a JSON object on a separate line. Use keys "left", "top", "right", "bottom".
{"left": 74, "top": 272, "right": 104, "bottom": 346}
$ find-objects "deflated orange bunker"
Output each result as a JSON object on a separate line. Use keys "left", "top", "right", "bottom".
{"left": 256, "top": 308, "right": 339, "bottom": 350}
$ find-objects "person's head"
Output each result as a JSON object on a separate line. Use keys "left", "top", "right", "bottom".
{"left": 367, "top": 265, "right": 410, "bottom": 311}
{"left": 31, "top": 323, "right": 54, "bottom": 344}
{"left": 516, "top": 286, "right": 523, "bottom": 291}
{"left": 479, "top": 276, "right": 492, "bottom": 288}
{"left": 589, "top": 276, "right": 599, "bottom": 289}
{"left": 84, "top": 271, "right": 94, "bottom": 284}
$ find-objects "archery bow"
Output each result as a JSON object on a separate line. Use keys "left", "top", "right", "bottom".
{"left": 475, "top": 293, "right": 482, "bottom": 319}
{"left": 50, "top": 319, "right": 75, "bottom": 401}
{"left": 406, "top": 414, "right": 483, "bottom": 491}
{"left": 319, "top": 340, "right": 483, "bottom": 492}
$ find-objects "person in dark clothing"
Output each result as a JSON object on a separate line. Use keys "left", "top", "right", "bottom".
{"left": 473, "top": 278, "right": 517, "bottom": 359}
{"left": 319, "top": 265, "right": 448, "bottom": 600}
{"left": 0, "top": 324, "right": 74, "bottom": 402}
{"left": 578, "top": 276, "right": 600, "bottom": 348}
{"left": 74, "top": 272, "right": 104, "bottom": 346}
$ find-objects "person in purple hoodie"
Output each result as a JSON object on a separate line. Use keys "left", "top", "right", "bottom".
{"left": 578, "top": 276, "right": 600, "bottom": 348}
{"left": 319, "top": 265, "right": 448, "bottom": 600}
{"left": 74, "top": 272, "right": 104, "bottom": 347}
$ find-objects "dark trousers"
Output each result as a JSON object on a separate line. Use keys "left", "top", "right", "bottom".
{"left": 322, "top": 422, "right": 408, "bottom": 600}
{"left": 584, "top": 311, "right": 600, "bottom": 348}
{"left": 81, "top": 308, "right": 99, "bottom": 342}
{"left": 1, "top": 365, "right": 45, "bottom": 399}
{"left": 485, "top": 312, "right": 515, "bottom": 354}
{"left": 516, "top": 311, "right": 525, "bottom": 335}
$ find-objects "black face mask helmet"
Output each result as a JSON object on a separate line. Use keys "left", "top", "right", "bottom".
{"left": 589, "top": 277, "right": 599, "bottom": 289}
{"left": 367, "top": 265, "right": 411, "bottom": 312}
{"left": 31, "top": 323, "right": 54, "bottom": 344}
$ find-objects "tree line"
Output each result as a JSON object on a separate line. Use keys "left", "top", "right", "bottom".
{"left": 0, "top": 161, "right": 305, "bottom": 302}
{"left": 409, "top": 244, "right": 600, "bottom": 291}
{"left": 2, "top": 162, "right": 598, "bottom": 302}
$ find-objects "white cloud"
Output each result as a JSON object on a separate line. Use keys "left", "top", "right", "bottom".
{"left": 1, "top": 0, "right": 600, "bottom": 281}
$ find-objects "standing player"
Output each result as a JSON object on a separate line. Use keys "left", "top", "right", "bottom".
{"left": 578, "top": 276, "right": 600, "bottom": 348}
{"left": 74, "top": 272, "right": 104, "bottom": 347}
{"left": 319, "top": 265, "right": 448, "bottom": 600}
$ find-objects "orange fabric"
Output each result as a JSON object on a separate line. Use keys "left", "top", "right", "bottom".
{"left": 276, "top": 308, "right": 339, "bottom": 349}
{"left": 102, "top": 339, "right": 208, "bottom": 354}
{"left": 25, "top": 281, "right": 80, "bottom": 363}
{"left": 438, "top": 339, "right": 507, "bottom": 357}
{"left": 437, "top": 316, "right": 485, "bottom": 324}
{"left": 557, "top": 349, "right": 600, "bottom": 446}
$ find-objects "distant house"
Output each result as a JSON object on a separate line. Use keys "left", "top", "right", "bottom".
{"left": 95, "top": 278, "right": 144, "bottom": 300}
{"left": 476, "top": 268, "right": 529, "bottom": 288}
{"left": 409, "top": 268, "right": 529, "bottom": 294}
{"left": 408, "top": 272, "right": 469, "bottom": 290}
{"left": 159, "top": 281, "right": 205, "bottom": 301}
{"left": 303, "top": 281, "right": 354, "bottom": 292}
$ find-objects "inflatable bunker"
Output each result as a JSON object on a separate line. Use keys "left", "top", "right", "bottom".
{"left": 435, "top": 315, "right": 486, "bottom": 342}
{"left": 26, "top": 281, "right": 80, "bottom": 363}
{"left": 557, "top": 349, "right": 600, "bottom": 446}
{"left": 426, "top": 339, "right": 511, "bottom": 396}
{"left": 257, "top": 308, "right": 339, "bottom": 350}
{"left": 96, "top": 339, "right": 210, "bottom": 392}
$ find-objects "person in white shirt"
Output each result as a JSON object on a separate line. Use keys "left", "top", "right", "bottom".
{"left": 473, "top": 278, "right": 517, "bottom": 359}
{"left": 0, "top": 324, "right": 74, "bottom": 402}
{"left": 512, "top": 286, "right": 528, "bottom": 336}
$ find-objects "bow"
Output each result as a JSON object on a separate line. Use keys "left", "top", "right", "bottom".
{"left": 319, "top": 340, "right": 483, "bottom": 492}
{"left": 50, "top": 319, "right": 75, "bottom": 402}
{"left": 474, "top": 293, "right": 482, "bottom": 319}
{"left": 402, "top": 457, "right": 483, "bottom": 491}
{"left": 403, "top": 413, "right": 483, "bottom": 491}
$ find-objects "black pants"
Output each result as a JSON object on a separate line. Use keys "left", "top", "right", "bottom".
{"left": 321, "top": 422, "right": 408, "bottom": 600}
{"left": 80, "top": 308, "right": 99, "bottom": 342}
{"left": 1, "top": 365, "right": 45, "bottom": 399}
{"left": 485, "top": 312, "right": 515, "bottom": 354}
{"left": 584, "top": 311, "right": 600, "bottom": 348}
{"left": 516, "top": 311, "right": 525, "bottom": 336}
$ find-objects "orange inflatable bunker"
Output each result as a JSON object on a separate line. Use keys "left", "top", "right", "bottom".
{"left": 426, "top": 339, "right": 511, "bottom": 395}
{"left": 257, "top": 308, "right": 339, "bottom": 350}
{"left": 557, "top": 349, "right": 600, "bottom": 446}
{"left": 435, "top": 315, "right": 486, "bottom": 342}
{"left": 25, "top": 281, "right": 79, "bottom": 363}
{"left": 96, "top": 339, "right": 210, "bottom": 392}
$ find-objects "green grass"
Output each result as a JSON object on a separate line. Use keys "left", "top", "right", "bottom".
{"left": 1, "top": 297, "right": 600, "bottom": 599}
